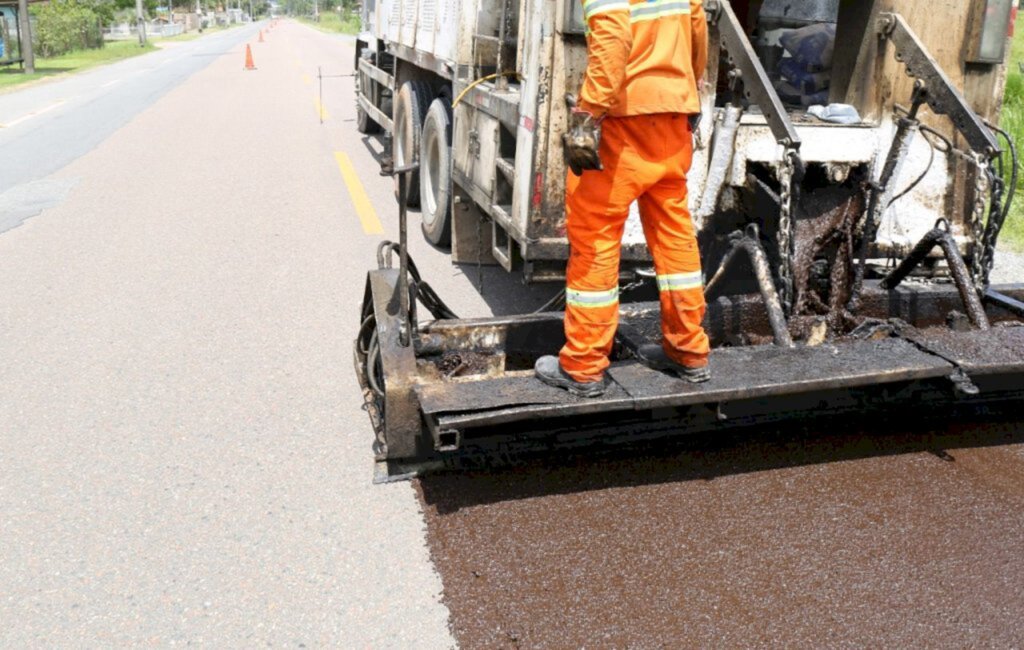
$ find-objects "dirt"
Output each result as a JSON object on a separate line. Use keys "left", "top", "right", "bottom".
{"left": 417, "top": 419, "right": 1024, "bottom": 649}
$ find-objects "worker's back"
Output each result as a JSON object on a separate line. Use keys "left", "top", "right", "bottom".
{"left": 580, "top": 0, "right": 707, "bottom": 117}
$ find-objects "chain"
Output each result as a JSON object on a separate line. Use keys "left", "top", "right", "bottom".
{"left": 968, "top": 153, "right": 989, "bottom": 292}
{"left": 981, "top": 162, "right": 1004, "bottom": 288}
{"left": 777, "top": 149, "right": 796, "bottom": 314}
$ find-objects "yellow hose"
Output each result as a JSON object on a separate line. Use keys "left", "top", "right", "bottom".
{"left": 451, "top": 71, "right": 520, "bottom": 108}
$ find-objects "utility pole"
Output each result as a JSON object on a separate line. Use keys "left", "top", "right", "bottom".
{"left": 136, "top": 0, "right": 147, "bottom": 46}
{"left": 16, "top": 0, "right": 34, "bottom": 73}
{"left": 197, "top": 0, "right": 203, "bottom": 32}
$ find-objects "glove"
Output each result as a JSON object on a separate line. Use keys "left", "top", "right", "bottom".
{"left": 563, "top": 94, "right": 603, "bottom": 176}
{"left": 687, "top": 112, "right": 701, "bottom": 133}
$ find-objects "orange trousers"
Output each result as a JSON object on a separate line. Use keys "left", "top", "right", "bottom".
{"left": 560, "top": 113, "right": 710, "bottom": 382}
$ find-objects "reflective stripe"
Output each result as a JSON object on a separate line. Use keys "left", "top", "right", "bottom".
{"left": 566, "top": 287, "right": 620, "bottom": 308}
{"left": 630, "top": 0, "right": 690, "bottom": 22}
{"left": 583, "top": 0, "right": 630, "bottom": 19}
{"left": 657, "top": 271, "right": 702, "bottom": 291}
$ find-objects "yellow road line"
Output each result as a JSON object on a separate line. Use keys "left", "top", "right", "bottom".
{"left": 301, "top": 73, "right": 311, "bottom": 85}
{"left": 334, "top": 152, "right": 384, "bottom": 235}
{"left": 314, "top": 97, "right": 329, "bottom": 120}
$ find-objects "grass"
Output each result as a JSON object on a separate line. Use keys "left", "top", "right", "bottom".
{"left": 299, "top": 11, "right": 360, "bottom": 35}
{"left": 0, "top": 40, "right": 155, "bottom": 90}
{"left": 999, "top": 26, "right": 1024, "bottom": 250}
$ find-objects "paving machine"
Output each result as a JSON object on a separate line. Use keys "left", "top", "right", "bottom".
{"left": 356, "top": 1, "right": 1024, "bottom": 481}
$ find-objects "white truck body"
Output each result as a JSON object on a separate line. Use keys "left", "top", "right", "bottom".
{"left": 354, "top": 0, "right": 1014, "bottom": 282}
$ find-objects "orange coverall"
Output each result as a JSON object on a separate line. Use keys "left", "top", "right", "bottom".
{"left": 560, "top": 0, "right": 711, "bottom": 382}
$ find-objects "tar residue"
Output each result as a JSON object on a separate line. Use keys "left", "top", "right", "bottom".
{"left": 417, "top": 419, "right": 1024, "bottom": 648}
{"left": 791, "top": 187, "right": 863, "bottom": 337}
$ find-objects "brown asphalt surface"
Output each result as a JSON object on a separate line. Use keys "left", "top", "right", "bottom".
{"left": 418, "top": 418, "right": 1024, "bottom": 648}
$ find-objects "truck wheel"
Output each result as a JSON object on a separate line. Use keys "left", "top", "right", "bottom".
{"left": 419, "top": 98, "right": 453, "bottom": 247}
{"left": 392, "top": 80, "right": 431, "bottom": 208}
{"left": 356, "top": 51, "right": 381, "bottom": 134}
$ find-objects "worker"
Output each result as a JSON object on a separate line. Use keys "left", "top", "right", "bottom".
{"left": 535, "top": 0, "right": 711, "bottom": 397}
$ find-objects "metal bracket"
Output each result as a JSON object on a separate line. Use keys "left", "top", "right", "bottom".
{"left": 880, "top": 220, "right": 991, "bottom": 330}
{"left": 704, "top": 224, "right": 795, "bottom": 347}
{"left": 877, "top": 12, "right": 1000, "bottom": 156}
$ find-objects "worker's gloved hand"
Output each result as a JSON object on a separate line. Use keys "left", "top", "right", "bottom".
{"left": 688, "top": 111, "right": 703, "bottom": 150}
{"left": 563, "top": 94, "right": 603, "bottom": 176}
{"left": 687, "top": 111, "right": 701, "bottom": 133}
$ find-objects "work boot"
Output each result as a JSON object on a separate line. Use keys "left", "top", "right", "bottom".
{"left": 636, "top": 343, "right": 711, "bottom": 383}
{"left": 534, "top": 355, "right": 608, "bottom": 398}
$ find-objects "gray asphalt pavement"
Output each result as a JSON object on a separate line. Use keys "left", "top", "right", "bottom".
{"left": 0, "top": 22, "right": 457, "bottom": 647}
{"left": 0, "top": 26, "right": 260, "bottom": 236}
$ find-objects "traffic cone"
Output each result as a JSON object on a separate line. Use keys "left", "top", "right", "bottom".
{"left": 244, "top": 44, "right": 256, "bottom": 71}
{"left": 258, "top": 29, "right": 264, "bottom": 42}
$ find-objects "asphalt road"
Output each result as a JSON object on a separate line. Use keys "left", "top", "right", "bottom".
{"left": 1, "top": 18, "right": 1023, "bottom": 649}
{"left": 0, "top": 22, "right": 462, "bottom": 647}
{"left": 0, "top": 27, "right": 268, "bottom": 235}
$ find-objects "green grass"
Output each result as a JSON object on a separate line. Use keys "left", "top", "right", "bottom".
{"left": 300, "top": 12, "right": 360, "bottom": 35}
{"left": 999, "top": 26, "right": 1024, "bottom": 250}
{"left": 0, "top": 40, "right": 155, "bottom": 90}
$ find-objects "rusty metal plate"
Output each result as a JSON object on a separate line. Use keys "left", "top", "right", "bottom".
{"left": 420, "top": 338, "right": 953, "bottom": 432}
{"left": 416, "top": 375, "right": 633, "bottom": 417}
{"left": 608, "top": 338, "right": 953, "bottom": 410}
{"left": 903, "top": 326, "right": 1024, "bottom": 375}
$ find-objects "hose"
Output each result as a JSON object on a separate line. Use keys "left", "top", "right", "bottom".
{"left": 376, "top": 241, "right": 460, "bottom": 320}
{"left": 532, "top": 288, "right": 566, "bottom": 313}
{"left": 366, "top": 329, "right": 385, "bottom": 399}
{"left": 452, "top": 71, "right": 520, "bottom": 109}
{"left": 887, "top": 130, "right": 935, "bottom": 208}
{"left": 984, "top": 121, "right": 1018, "bottom": 229}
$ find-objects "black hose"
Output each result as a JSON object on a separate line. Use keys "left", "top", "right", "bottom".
{"left": 887, "top": 131, "right": 935, "bottom": 208}
{"left": 357, "top": 314, "right": 375, "bottom": 356}
{"left": 532, "top": 288, "right": 566, "bottom": 313}
{"left": 366, "top": 329, "right": 385, "bottom": 399}
{"left": 374, "top": 240, "right": 460, "bottom": 320}
{"left": 989, "top": 123, "right": 1018, "bottom": 227}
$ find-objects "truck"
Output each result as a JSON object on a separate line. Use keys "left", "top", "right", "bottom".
{"left": 354, "top": 0, "right": 1024, "bottom": 481}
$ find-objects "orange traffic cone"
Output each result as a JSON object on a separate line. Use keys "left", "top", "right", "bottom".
{"left": 258, "top": 29, "right": 264, "bottom": 42}
{"left": 244, "top": 44, "right": 256, "bottom": 71}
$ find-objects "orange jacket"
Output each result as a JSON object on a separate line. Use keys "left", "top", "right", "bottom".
{"left": 578, "top": 0, "right": 707, "bottom": 117}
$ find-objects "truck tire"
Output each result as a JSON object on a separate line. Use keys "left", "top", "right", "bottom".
{"left": 392, "top": 80, "right": 432, "bottom": 208}
{"left": 356, "top": 50, "right": 381, "bottom": 134}
{"left": 419, "top": 98, "right": 453, "bottom": 247}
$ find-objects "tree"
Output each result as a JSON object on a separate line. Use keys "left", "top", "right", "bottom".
{"left": 17, "top": 0, "right": 34, "bottom": 72}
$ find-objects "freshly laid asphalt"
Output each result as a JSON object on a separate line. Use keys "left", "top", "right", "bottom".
{"left": 1, "top": 19, "right": 1023, "bottom": 649}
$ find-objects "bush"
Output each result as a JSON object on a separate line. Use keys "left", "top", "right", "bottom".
{"left": 32, "top": 0, "right": 104, "bottom": 58}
